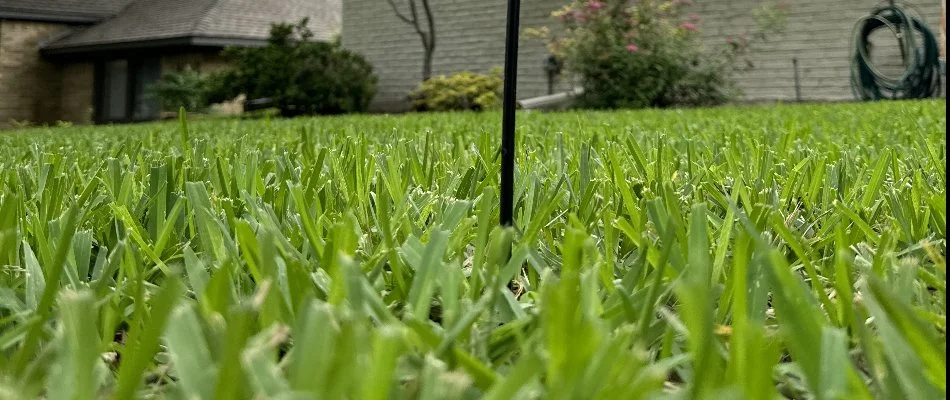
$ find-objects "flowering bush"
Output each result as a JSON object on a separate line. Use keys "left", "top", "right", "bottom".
{"left": 537, "top": 0, "right": 786, "bottom": 109}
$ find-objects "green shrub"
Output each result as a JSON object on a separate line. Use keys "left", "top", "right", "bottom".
{"left": 149, "top": 68, "right": 210, "bottom": 112}
{"left": 409, "top": 69, "right": 502, "bottom": 112}
{"left": 537, "top": 0, "right": 786, "bottom": 109}
{"left": 207, "top": 19, "right": 377, "bottom": 116}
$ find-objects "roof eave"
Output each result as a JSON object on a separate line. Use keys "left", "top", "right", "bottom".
{"left": 40, "top": 35, "right": 269, "bottom": 57}
{"left": 190, "top": 36, "right": 270, "bottom": 48}
{"left": 0, "top": 10, "right": 100, "bottom": 24}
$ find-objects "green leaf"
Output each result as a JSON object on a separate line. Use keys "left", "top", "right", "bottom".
{"left": 241, "top": 325, "right": 291, "bottom": 398}
{"left": 165, "top": 304, "right": 217, "bottom": 400}
{"left": 22, "top": 241, "right": 44, "bottom": 311}
{"left": 405, "top": 229, "right": 449, "bottom": 320}
{"left": 114, "top": 278, "right": 185, "bottom": 399}
{"left": 55, "top": 290, "right": 101, "bottom": 400}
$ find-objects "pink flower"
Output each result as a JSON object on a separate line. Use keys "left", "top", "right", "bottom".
{"left": 681, "top": 22, "right": 697, "bottom": 31}
{"left": 586, "top": 1, "right": 606, "bottom": 9}
{"left": 626, "top": 43, "right": 639, "bottom": 53}
{"left": 573, "top": 10, "right": 586, "bottom": 22}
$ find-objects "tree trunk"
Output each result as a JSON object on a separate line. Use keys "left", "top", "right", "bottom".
{"left": 422, "top": 49, "right": 433, "bottom": 81}
{"left": 421, "top": 36, "right": 436, "bottom": 81}
{"left": 387, "top": 0, "right": 435, "bottom": 82}
{"left": 421, "top": 0, "right": 435, "bottom": 81}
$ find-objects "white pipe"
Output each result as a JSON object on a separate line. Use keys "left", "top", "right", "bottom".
{"left": 517, "top": 88, "right": 583, "bottom": 110}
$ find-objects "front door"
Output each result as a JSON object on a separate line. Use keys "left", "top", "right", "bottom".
{"left": 96, "top": 57, "right": 161, "bottom": 123}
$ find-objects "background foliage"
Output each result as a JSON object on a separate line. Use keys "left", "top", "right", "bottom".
{"left": 207, "top": 19, "right": 378, "bottom": 116}
{"left": 149, "top": 68, "right": 214, "bottom": 113}
{"left": 409, "top": 69, "right": 503, "bottom": 112}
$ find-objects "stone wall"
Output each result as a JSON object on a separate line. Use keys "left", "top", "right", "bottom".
{"left": 342, "top": 0, "right": 945, "bottom": 108}
{"left": 0, "top": 19, "right": 72, "bottom": 128}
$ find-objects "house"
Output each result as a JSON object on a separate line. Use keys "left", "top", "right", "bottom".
{"left": 0, "top": 0, "right": 341, "bottom": 128}
{"left": 343, "top": 0, "right": 944, "bottom": 111}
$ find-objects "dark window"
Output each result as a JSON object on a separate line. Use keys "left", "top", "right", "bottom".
{"left": 96, "top": 57, "right": 161, "bottom": 123}
{"left": 102, "top": 60, "right": 129, "bottom": 121}
{"left": 133, "top": 59, "right": 162, "bottom": 119}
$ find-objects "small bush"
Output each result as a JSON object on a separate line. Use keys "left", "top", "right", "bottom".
{"left": 207, "top": 19, "right": 378, "bottom": 116}
{"left": 409, "top": 69, "right": 502, "bottom": 112}
{"left": 150, "top": 68, "right": 210, "bottom": 112}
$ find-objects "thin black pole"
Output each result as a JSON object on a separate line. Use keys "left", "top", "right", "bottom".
{"left": 500, "top": 0, "right": 521, "bottom": 227}
{"left": 792, "top": 58, "right": 802, "bottom": 102}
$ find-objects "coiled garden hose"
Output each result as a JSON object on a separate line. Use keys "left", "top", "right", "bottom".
{"left": 850, "top": 3, "right": 942, "bottom": 100}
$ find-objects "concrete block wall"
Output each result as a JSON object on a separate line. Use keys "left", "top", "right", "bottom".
{"left": 0, "top": 19, "right": 72, "bottom": 128}
{"left": 343, "top": 0, "right": 945, "bottom": 108}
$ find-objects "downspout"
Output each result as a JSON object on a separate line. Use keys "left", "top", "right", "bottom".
{"left": 0, "top": 21, "right": 4, "bottom": 74}
{"left": 942, "top": 0, "right": 946, "bottom": 76}
{"left": 941, "top": 0, "right": 946, "bottom": 61}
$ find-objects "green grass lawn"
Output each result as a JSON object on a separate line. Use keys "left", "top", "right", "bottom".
{"left": 0, "top": 100, "right": 945, "bottom": 399}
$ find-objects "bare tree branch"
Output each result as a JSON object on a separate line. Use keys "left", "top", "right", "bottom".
{"left": 406, "top": 0, "right": 428, "bottom": 46}
{"left": 386, "top": 0, "right": 436, "bottom": 80}
{"left": 388, "top": 0, "right": 427, "bottom": 43}
{"left": 385, "top": 0, "right": 414, "bottom": 25}
{"left": 421, "top": 0, "right": 435, "bottom": 51}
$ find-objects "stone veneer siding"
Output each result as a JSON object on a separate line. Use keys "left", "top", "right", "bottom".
{"left": 0, "top": 22, "right": 235, "bottom": 128}
{"left": 0, "top": 19, "right": 72, "bottom": 128}
{"left": 343, "top": 0, "right": 945, "bottom": 109}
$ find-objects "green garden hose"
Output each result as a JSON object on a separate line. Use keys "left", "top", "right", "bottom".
{"left": 850, "top": 3, "right": 942, "bottom": 100}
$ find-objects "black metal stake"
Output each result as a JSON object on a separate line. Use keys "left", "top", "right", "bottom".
{"left": 500, "top": 0, "right": 521, "bottom": 227}
{"left": 792, "top": 58, "right": 802, "bottom": 102}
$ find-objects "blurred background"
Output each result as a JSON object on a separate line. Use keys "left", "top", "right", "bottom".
{"left": 0, "top": 0, "right": 945, "bottom": 127}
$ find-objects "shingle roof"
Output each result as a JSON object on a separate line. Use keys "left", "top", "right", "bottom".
{"left": 0, "top": 0, "right": 133, "bottom": 22}
{"left": 41, "top": 0, "right": 341, "bottom": 53}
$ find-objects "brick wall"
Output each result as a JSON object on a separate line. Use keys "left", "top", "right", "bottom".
{"left": 343, "top": 0, "right": 944, "bottom": 108}
{"left": 342, "top": 0, "right": 569, "bottom": 111}
{"left": 690, "top": 0, "right": 943, "bottom": 101}
{"left": 0, "top": 19, "right": 71, "bottom": 128}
